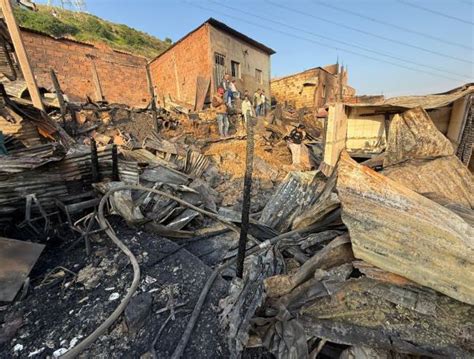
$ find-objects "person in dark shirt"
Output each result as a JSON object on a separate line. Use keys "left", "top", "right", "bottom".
{"left": 285, "top": 124, "right": 306, "bottom": 165}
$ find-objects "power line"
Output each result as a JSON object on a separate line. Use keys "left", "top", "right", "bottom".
{"left": 184, "top": 1, "right": 465, "bottom": 83}
{"left": 397, "top": 0, "right": 474, "bottom": 25}
{"left": 266, "top": 0, "right": 471, "bottom": 64}
{"left": 209, "top": 0, "right": 470, "bottom": 79}
{"left": 313, "top": 0, "right": 472, "bottom": 51}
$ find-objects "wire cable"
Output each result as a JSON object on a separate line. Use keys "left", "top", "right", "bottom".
{"left": 59, "top": 184, "right": 263, "bottom": 358}
{"left": 313, "top": 0, "right": 473, "bottom": 50}
{"left": 209, "top": 0, "right": 470, "bottom": 80}
{"left": 397, "top": 0, "right": 474, "bottom": 25}
{"left": 266, "top": 0, "right": 472, "bottom": 64}
{"left": 186, "top": 1, "right": 466, "bottom": 82}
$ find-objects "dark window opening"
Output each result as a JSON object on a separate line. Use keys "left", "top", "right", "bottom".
{"left": 231, "top": 60, "right": 240, "bottom": 78}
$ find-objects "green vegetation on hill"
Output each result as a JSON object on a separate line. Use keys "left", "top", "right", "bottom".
{"left": 14, "top": 5, "right": 171, "bottom": 59}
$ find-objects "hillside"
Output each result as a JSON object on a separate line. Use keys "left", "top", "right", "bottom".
{"left": 13, "top": 4, "right": 171, "bottom": 59}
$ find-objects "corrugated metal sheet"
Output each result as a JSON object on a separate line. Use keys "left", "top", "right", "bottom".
{"left": 0, "top": 143, "right": 64, "bottom": 174}
{"left": 383, "top": 156, "right": 474, "bottom": 209}
{"left": 0, "top": 145, "right": 139, "bottom": 212}
{"left": 348, "top": 84, "right": 473, "bottom": 110}
{"left": 259, "top": 171, "right": 323, "bottom": 232}
{"left": 384, "top": 107, "right": 454, "bottom": 166}
{"left": 0, "top": 107, "right": 42, "bottom": 147}
{"left": 337, "top": 151, "right": 474, "bottom": 305}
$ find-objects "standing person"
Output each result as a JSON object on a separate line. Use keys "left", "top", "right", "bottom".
{"left": 260, "top": 90, "right": 267, "bottom": 116}
{"left": 241, "top": 93, "right": 254, "bottom": 128}
{"left": 221, "top": 74, "right": 232, "bottom": 108}
{"left": 230, "top": 79, "right": 238, "bottom": 98}
{"left": 285, "top": 124, "right": 305, "bottom": 166}
{"left": 253, "top": 89, "right": 262, "bottom": 116}
{"left": 212, "top": 87, "right": 229, "bottom": 138}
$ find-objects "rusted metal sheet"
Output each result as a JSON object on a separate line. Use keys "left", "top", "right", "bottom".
{"left": 382, "top": 106, "right": 474, "bottom": 209}
{"left": 337, "top": 152, "right": 474, "bottom": 304}
{"left": 0, "top": 143, "right": 65, "bottom": 174}
{"left": 0, "top": 146, "right": 139, "bottom": 212}
{"left": 383, "top": 156, "right": 474, "bottom": 209}
{"left": 348, "top": 84, "right": 473, "bottom": 109}
{"left": 299, "top": 277, "right": 474, "bottom": 357}
{"left": 0, "top": 155, "right": 62, "bottom": 173}
{"left": 383, "top": 107, "right": 454, "bottom": 167}
{"left": 0, "top": 236, "right": 44, "bottom": 302}
{"left": 0, "top": 107, "right": 42, "bottom": 147}
{"left": 259, "top": 171, "right": 322, "bottom": 232}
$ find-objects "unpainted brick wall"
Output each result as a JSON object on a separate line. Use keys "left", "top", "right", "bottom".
{"left": 22, "top": 29, "right": 150, "bottom": 107}
{"left": 149, "top": 25, "right": 212, "bottom": 106}
{"left": 271, "top": 68, "right": 319, "bottom": 108}
{"left": 272, "top": 67, "right": 354, "bottom": 110}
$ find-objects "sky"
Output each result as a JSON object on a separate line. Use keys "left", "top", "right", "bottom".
{"left": 39, "top": 0, "right": 473, "bottom": 97}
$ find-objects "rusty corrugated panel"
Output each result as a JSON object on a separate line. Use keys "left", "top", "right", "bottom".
{"left": 348, "top": 84, "right": 473, "bottom": 109}
{"left": 0, "top": 107, "right": 42, "bottom": 147}
{"left": 0, "top": 143, "right": 65, "bottom": 174}
{"left": 383, "top": 156, "right": 474, "bottom": 209}
{"left": 0, "top": 155, "right": 63, "bottom": 173}
{"left": 382, "top": 106, "right": 474, "bottom": 209}
{"left": 259, "top": 171, "right": 323, "bottom": 232}
{"left": 0, "top": 146, "right": 139, "bottom": 212}
{"left": 337, "top": 152, "right": 474, "bottom": 305}
{"left": 383, "top": 107, "right": 454, "bottom": 167}
{"left": 0, "top": 173, "right": 68, "bottom": 211}
{"left": 299, "top": 277, "right": 474, "bottom": 357}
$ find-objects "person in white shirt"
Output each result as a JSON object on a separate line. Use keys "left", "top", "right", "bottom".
{"left": 260, "top": 90, "right": 267, "bottom": 116}
{"left": 241, "top": 92, "right": 255, "bottom": 128}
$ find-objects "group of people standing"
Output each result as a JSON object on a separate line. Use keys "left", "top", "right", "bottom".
{"left": 252, "top": 88, "right": 267, "bottom": 117}
{"left": 211, "top": 74, "right": 305, "bottom": 167}
{"left": 212, "top": 74, "right": 269, "bottom": 138}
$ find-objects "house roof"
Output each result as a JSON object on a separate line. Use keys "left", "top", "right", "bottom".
{"left": 348, "top": 83, "right": 474, "bottom": 110}
{"left": 149, "top": 17, "right": 275, "bottom": 64}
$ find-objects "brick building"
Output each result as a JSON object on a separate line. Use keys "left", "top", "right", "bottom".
{"left": 8, "top": 28, "right": 150, "bottom": 107}
{"left": 149, "top": 18, "right": 275, "bottom": 108}
{"left": 271, "top": 64, "right": 355, "bottom": 112}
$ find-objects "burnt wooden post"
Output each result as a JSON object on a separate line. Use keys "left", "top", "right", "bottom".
{"left": 50, "top": 69, "right": 67, "bottom": 125}
{"left": 88, "top": 56, "right": 104, "bottom": 102}
{"left": 112, "top": 144, "right": 119, "bottom": 181}
{"left": 0, "top": 0, "right": 44, "bottom": 111}
{"left": 90, "top": 138, "right": 100, "bottom": 183}
{"left": 145, "top": 64, "right": 159, "bottom": 130}
{"left": 236, "top": 111, "right": 255, "bottom": 279}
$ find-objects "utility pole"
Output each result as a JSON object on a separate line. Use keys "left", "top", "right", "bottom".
{"left": 0, "top": 0, "right": 44, "bottom": 111}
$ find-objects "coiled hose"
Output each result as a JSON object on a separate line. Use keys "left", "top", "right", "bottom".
{"left": 60, "top": 184, "right": 255, "bottom": 358}
{"left": 61, "top": 185, "right": 338, "bottom": 358}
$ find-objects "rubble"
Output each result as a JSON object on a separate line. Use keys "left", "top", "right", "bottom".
{"left": 337, "top": 152, "right": 473, "bottom": 304}
{"left": 0, "top": 6, "right": 472, "bottom": 357}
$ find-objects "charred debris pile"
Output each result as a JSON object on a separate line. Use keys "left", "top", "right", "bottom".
{"left": 0, "top": 88, "right": 473, "bottom": 359}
